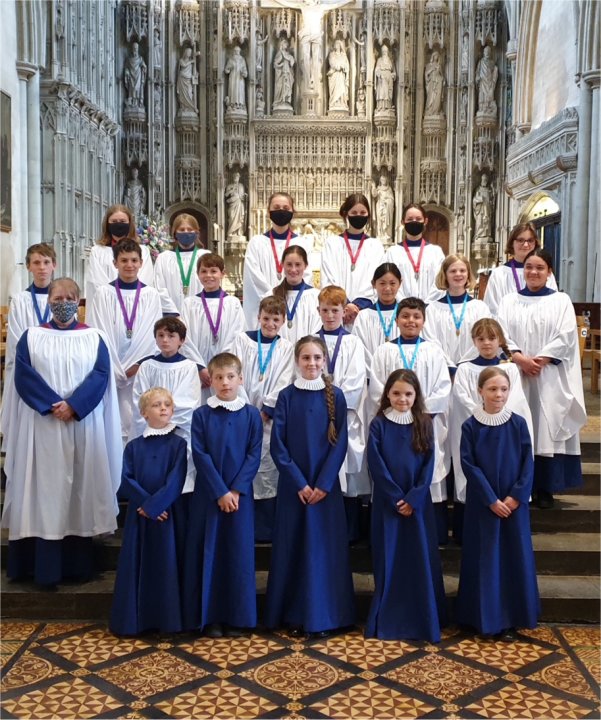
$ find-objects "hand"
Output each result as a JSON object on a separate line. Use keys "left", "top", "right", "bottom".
{"left": 137, "top": 507, "right": 150, "bottom": 519}
{"left": 260, "top": 411, "right": 271, "bottom": 424}
{"left": 297, "top": 485, "right": 313, "bottom": 505}
{"left": 489, "top": 499, "right": 512, "bottom": 518}
{"left": 125, "top": 364, "right": 139, "bottom": 378}
{"left": 503, "top": 496, "right": 520, "bottom": 511}
{"left": 200, "top": 368, "right": 211, "bottom": 388}
{"left": 51, "top": 401, "right": 75, "bottom": 422}
{"left": 218, "top": 491, "right": 239, "bottom": 512}
{"left": 534, "top": 356, "right": 552, "bottom": 368}
{"left": 512, "top": 352, "right": 541, "bottom": 377}
{"left": 397, "top": 499, "right": 414, "bottom": 516}
{"left": 343, "top": 303, "right": 360, "bottom": 325}
{"left": 307, "top": 487, "right": 327, "bottom": 505}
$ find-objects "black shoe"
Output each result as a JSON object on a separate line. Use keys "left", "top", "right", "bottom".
{"left": 288, "top": 627, "right": 304, "bottom": 638}
{"left": 223, "top": 625, "right": 243, "bottom": 638}
{"left": 308, "top": 630, "right": 331, "bottom": 640}
{"left": 536, "top": 490, "right": 555, "bottom": 509}
{"left": 204, "top": 623, "right": 223, "bottom": 638}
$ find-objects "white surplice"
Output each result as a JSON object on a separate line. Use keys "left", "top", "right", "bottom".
{"left": 352, "top": 305, "right": 400, "bottom": 379}
{"left": 385, "top": 242, "right": 445, "bottom": 301}
{"left": 260, "top": 285, "right": 322, "bottom": 345}
{"left": 483, "top": 264, "right": 558, "bottom": 317}
{"left": 85, "top": 244, "right": 155, "bottom": 308}
{"left": 152, "top": 248, "right": 210, "bottom": 314}
{"left": 320, "top": 234, "right": 385, "bottom": 304}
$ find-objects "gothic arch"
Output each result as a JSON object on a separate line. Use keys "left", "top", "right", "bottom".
{"left": 517, "top": 189, "right": 561, "bottom": 223}
{"left": 165, "top": 201, "right": 212, "bottom": 247}
{"left": 513, "top": 0, "right": 542, "bottom": 133}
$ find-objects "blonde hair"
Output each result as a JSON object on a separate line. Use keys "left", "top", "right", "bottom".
{"left": 171, "top": 213, "right": 202, "bottom": 249}
{"left": 48, "top": 277, "right": 80, "bottom": 301}
{"left": 478, "top": 367, "right": 511, "bottom": 390}
{"left": 435, "top": 254, "right": 476, "bottom": 290}
{"left": 208, "top": 352, "right": 242, "bottom": 376}
{"left": 139, "top": 387, "right": 174, "bottom": 415}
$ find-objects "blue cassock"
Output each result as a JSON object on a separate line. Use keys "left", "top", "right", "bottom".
{"left": 365, "top": 416, "right": 447, "bottom": 642}
{"left": 182, "top": 404, "right": 263, "bottom": 630}
{"left": 110, "top": 430, "right": 188, "bottom": 635}
{"left": 265, "top": 384, "right": 356, "bottom": 633}
{"left": 456, "top": 414, "right": 540, "bottom": 634}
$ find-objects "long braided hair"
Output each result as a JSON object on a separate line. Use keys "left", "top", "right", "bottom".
{"left": 294, "top": 335, "right": 338, "bottom": 446}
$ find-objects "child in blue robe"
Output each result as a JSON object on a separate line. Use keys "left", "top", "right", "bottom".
{"left": 265, "top": 335, "right": 355, "bottom": 638}
{"left": 110, "top": 388, "right": 188, "bottom": 635}
{"left": 456, "top": 367, "right": 540, "bottom": 635}
{"left": 183, "top": 353, "right": 263, "bottom": 637}
{"left": 365, "top": 369, "right": 446, "bottom": 641}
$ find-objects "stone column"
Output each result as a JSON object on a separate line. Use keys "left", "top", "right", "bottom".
{"left": 587, "top": 76, "right": 600, "bottom": 301}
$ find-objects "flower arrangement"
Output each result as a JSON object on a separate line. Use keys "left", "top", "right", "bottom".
{"left": 136, "top": 213, "right": 172, "bottom": 260}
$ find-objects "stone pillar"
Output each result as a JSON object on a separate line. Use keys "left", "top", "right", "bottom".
{"left": 587, "top": 76, "right": 600, "bottom": 301}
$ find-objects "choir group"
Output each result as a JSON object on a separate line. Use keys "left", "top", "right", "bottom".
{"left": 1, "top": 191, "right": 586, "bottom": 643}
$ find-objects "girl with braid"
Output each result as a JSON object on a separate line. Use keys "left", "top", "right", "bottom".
{"left": 265, "top": 336, "right": 355, "bottom": 638}
{"left": 450, "top": 319, "right": 533, "bottom": 540}
{"left": 365, "top": 370, "right": 446, "bottom": 641}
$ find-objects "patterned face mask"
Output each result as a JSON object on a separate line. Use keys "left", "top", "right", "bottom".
{"left": 49, "top": 300, "right": 79, "bottom": 324}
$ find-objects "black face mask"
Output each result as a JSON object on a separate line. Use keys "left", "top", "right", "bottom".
{"left": 270, "top": 209, "right": 293, "bottom": 227}
{"left": 108, "top": 221, "right": 130, "bottom": 239}
{"left": 348, "top": 215, "right": 369, "bottom": 230}
{"left": 404, "top": 221, "right": 425, "bottom": 237}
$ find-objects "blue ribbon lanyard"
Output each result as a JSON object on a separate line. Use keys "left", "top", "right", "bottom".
{"left": 286, "top": 285, "right": 306, "bottom": 328}
{"left": 319, "top": 329, "right": 344, "bottom": 376}
{"left": 30, "top": 287, "right": 51, "bottom": 325}
{"left": 446, "top": 293, "right": 468, "bottom": 337}
{"left": 376, "top": 301, "right": 397, "bottom": 341}
{"left": 397, "top": 337, "right": 422, "bottom": 370}
{"left": 257, "top": 329, "right": 279, "bottom": 381}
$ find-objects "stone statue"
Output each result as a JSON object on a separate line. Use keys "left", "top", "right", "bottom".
{"left": 123, "top": 167, "right": 146, "bottom": 219}
{"left": 273, "top": 37, "right": 295, "bottom": 109}
{"left": 473, "top": 174, "right": 493, "bottom": 241}
{"left": 475, "top": 45, "right": 498, "bottom": 116}
{"left": 255, "top": 85, "right": 265, "bottom": 117}
{"left": 424, "top": 50, "right": 444, "bottom": 117}
{"left": 371, "top": 175, "right": 395, "bottom": 241}
{"left": 153, "top": 29, "right": 162, "bottom": 71}
{"left": 374, "top": 44, "right": 396, "bottom": 112}
{"left": 225, "top": 172, "right": 247, "bottom": 237}
{"left": 123, "top": 42, "right": 147, "bottom": 108}
{"left": 327, "top": 39, "right": 350, "bottom": 113}
{"left": 275, "top": 0, "right": 352, "bottom": 94}
{"left": 356, "top": 85, "right": 366, "bottom": 117}
{"left": 461, "top": 32, "right": 469, "bottom": 75}
{"left": 224, "top": 46, "right": 248, "bottom": 113}
{"left": 176, "top": 47, "right": 198, "bottom": 115}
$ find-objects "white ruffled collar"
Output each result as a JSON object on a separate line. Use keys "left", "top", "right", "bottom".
{"left": 473, "top": 406, "right": 512, "bottom": 426}
{"left": 294, "top": 376, "right": 326, "bottom": 391}
{"left": 384, "top": 408, "right": 414, "bottom": 424}
{"left": 143, "top": 422, "right": 177, "bottom": 438}
{"left": 207, "top": 395, "right": 246, "bottom": 412}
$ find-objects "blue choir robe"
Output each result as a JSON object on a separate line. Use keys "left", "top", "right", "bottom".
{"left": 456, "top": 410, "right": 540, "bottom": 634}
{"left": 365, "top": 412, "right": 446, "bottom": 641}
{"left": 265, "top": 381, "right": 356, "bottom": 633}
{"left": 182, "top": 402, "right": 263, "bottom": 630}
{"left": 110, "top": 429, "right": 188, "bottom": 635}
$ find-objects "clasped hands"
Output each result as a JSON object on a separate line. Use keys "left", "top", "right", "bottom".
{"left": 489, "top": 496, "right": 520, "bottom": 518}
{"left": 298, "top": 485, "right": 327, "bottom": 505}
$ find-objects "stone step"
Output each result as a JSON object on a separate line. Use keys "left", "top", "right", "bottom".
{"left": 3, "top": 570, "right": 598, "bottom": 624}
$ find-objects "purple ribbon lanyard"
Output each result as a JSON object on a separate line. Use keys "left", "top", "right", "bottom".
{"left": 319, "top": 329, "right": 343, "bottom": 375}
{"left": 200, "top": 290, "right": 226, "bottom": 341}
{"left": 115, "top": 281, "right": 142, "bottom": 338}
{"left": 510, "top": 260, "right": 522, "bottom": 291}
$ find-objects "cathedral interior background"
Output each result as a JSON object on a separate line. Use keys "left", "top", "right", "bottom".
{"left": 0, "top": 0, "right": 599, "bottom": 302}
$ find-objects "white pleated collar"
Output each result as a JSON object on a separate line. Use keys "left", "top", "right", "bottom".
{"left": 384, "top": 408, "right": 414, "bottom": 424}
{"left": 294, "top": 376, "right": 326, "bottom": 391}
{"left": 207, "top": 395, "right": 246, "bottom": 412}
{"left": 143, "top": 422, "right": 177, "bottom": 438}
{"left": 473, "top": 406, "right": 512, "bottom": 426}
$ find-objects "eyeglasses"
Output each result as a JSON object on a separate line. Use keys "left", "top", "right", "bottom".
{"left": 515, "top": 238, "right": 536, "bottom": 245}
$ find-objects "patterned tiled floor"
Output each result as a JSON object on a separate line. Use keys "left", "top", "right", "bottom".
{"left": 1, "top": 622, "right": 599, "bottom": 719}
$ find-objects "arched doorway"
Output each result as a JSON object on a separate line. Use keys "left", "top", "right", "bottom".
{"left": 424, "top": 211, "right": 449, "bottom": 255}
{"left": 165, "top": 204, "right": 210, "bottom": 249}
{"left": 521, "top": 195, "right": 561, "bottom": 284}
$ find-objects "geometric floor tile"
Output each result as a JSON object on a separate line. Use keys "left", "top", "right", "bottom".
{"left": 310, "top": 630, "right": 417, "bottom": 670}
{"left": 1, "top": 652, "right": 64, "bottom": 691}
{"left": 36, "top": 623, "right": 96, "bottom": 640}
{"left": 529, "top": 658, "right": 600, "bottom": 703}
{"left": 309, "top": 679, "right": 436, "bottom": 718}
{"left": 385, "top": 653, "right": 497, "bottom": 702}
{"left": 464, "top": 681, "right": 594, "bottom": 719}
{"left": 177, "top": 634, "right": 285, "bottom": 668}
{"left": 97, "top": 651, "right": 208, "bottom": 698}
{"left": 519, "top": 627, "right": 560, "bottom": 644}
{"left": 240, "top": 652, "right": 352, "bottom": 700}
{"left": 0, "top": 622, "right": 39, "bottom": 641}
{"left": 0, "top": 677, "right": 123, "bottom": 719}
{"left": 446, "top": 637, "right": 554, "bottom": 672}
{"left": 42, "top": 628, "right": 152, "bottom": 667}
{"left": 155, "top": 679, "right": 278, "bottom": 718}
{"left": 1, "top": 641, "right": 24, "bottom": 669}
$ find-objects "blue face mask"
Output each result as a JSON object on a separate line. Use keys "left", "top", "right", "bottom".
{"left": 49, "top": 300, "right": 79, "bottom": 324}
{"left": 175, "top": 231, "right": 197, "bottom": 247}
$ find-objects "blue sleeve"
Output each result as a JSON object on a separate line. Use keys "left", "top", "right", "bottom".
{"left": 315, "top": 390, "right": 349, "bottom": 493}
{"left": 14, "top": 331, "right": 62, "bottom": 414}
{"left": 230, "top": 409, "right": 263, "bottom": 495}
{"left": 367, "top": 418, "right": 404, "bottom": 509}
{"left": 460, "top": 421, "right": 498, "bottom": 507}
{"left": 191, "top": 409, "right": 230, "bottom": 500}
{"left": 270, "top": 392, "right": 309, "bottom": 492}
{"left": 550, "top": 358, "right": 561, "bottom": 365}
{"left": 508, "top": 418, "right": 534, "bottom": 503}
{"left": 351, "top": 297, "right": 372, "bottom": 310}
{"left": 119, "top": 443, "right": 151, "bottom": 507}
{"left": 403, "top": 447, "right": 435, "bottom": 511}
{"left": 67, "top": 338, "right": 110, "bottom": 420}
{"left": 141, "top": 439, "right": 188, "bottom": 519}
{"left": 261, "top": 404, "right": 274, "bottom": 419}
